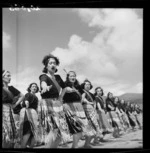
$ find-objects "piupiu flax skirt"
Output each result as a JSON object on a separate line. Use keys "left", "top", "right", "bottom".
{"left": 63, "top": 102, "right": 96, "bottom": 136}
{"left": 82, "top": 103, "right": 102, "bottom": 137}
{"left": 97, "top": 110, "right": 113, "bottom": 133}
{"left": 108, "top": 111, "right": 123, "bottom": 130}
{"left": 134, "top": 113, "right": 142, "bottom": 127}
{"left": 38, "top": 98, "right": 70, "bottom": 144}
{"left": 127, "top": 113, "right": 138, "bottom": 127}
{"left": 3, "top": 104, "right": 17, "bottom": 148}
{"left": 19, "top": 108, "right": 38, "bottom": 142}
{"left": 121, "top": 112, "right": 131, "bottom": 127}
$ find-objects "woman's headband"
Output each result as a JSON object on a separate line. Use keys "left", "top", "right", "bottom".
{"left": 3, "top": 70, "right": 9, "bottom": 77}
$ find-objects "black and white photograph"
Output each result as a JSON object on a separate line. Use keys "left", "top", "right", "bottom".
{"left": 2, "top": 6, "right": 143, "bottom": 149}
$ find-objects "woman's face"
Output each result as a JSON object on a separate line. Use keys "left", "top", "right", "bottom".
{"left": 3, "top": 72, "right": 11, "bottom": 84}
{"left": 127, "top": 102, "right": 130, "bottom": 106}
{"left": 30, "top": 84, "right": 38, "bottom": 93}
{"left": 121, "top": 100, "right": 124, "bottom": 104}
{"left": 109, "top": 93, "right": 113, "bottom": 98}
{"left": 114, "top": 97, "right": 119, "bottom": 104}
{"left": 96, "top": 88, "right": 103, "bottom": 96}
{"left": 68, "top": 72, "right": 76, "bottom": 83}
{"left": 47, "top": 58, "right": 57, "bottom": 74}
{"left": 84, "top": 81, "right": 91, "bottom": 91}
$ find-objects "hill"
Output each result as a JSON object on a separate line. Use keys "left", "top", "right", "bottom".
{"left": 119, "top": 93, "right": 143, "bottom": 109}
{"left": 119, "top": 93, "right": 142, "bottom": 103}
{"left": 103, "top": 93, "right": 143, "bottom": 109}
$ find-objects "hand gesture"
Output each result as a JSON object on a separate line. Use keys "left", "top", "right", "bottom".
{"left": 25, "top": 100, "right": 29, "bottom": 108}
{"left": 41, "top": 85, "right": 52, "bottom": 94}
{"left": 66, "top": 87, "right": 75, "bottom": 93}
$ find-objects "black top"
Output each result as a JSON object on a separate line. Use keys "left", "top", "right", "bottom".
{"left": 39, "top": 74, "right": 65, "bottom": 99}
{"left": 106, "top": 97, "right": 115, "bottom": 112}
{"left": 95, "top": 96, "right": 106, "bottom": 111}
{"left": 126, "top": 105, "right": 133, "bottom": 115}
{"left": 84, "top": 91, "right": 95, "bottom": 102}
{"left": 135, "top": 107, "right": 142, "bottom": 114}
{"left": 22, "top": 93, "right": 38, "bottom": 110}
{"left": 63, "top": 84, "right": 83, "bottom": 103}
{"left": 3, "top": 86, "right": 20, "bottom": 104}
{"left": 118, "top": 103, "right": 126, "bottom": 113}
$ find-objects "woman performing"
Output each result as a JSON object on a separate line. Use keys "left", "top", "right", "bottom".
{"left": 38, "top": 54, "right": 70, "bottom": 148}
{"left": 126, "top": 102, "right": 138, "bottom": 131}
{"left": 94, "top": 87, "right": 113, "bottom": 139}
{"left": 134, "top": 104, "right": 142, "bottom": 129}
{"left": 2, "top": 70, "right": 24, "bottom": 148}
{"left": 62, "top": 71, "right": 96, "bottom": 148}
{"left": 81, "top": 80, "right": 103, "bottom": 145}
{"left": 113, "top": 97, "right": 126, "bottom": 132}
{"left": 106, "top": 92, "right": 123, "bottom": 138}
{"left": 19, "top": 83, "right": 39, "bottom": 148}
{"left": 118, "top": 99, "right": 131, "bottom": 131}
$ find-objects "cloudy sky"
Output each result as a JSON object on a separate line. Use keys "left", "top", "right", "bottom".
{"left": 3, "top": 8, "right": 143, "bottom": 98}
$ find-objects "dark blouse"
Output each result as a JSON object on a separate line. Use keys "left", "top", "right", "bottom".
{"left": 95, "top": 96, "right": 106, "bottom": 110}
{"left": 22, "top": 93, "right": 38, "bottom": 110}
{"left": 126, "top": 105, "right": 133, "bottom": 115}
{"left": 135, "top": 107, "right": 142, "bottom": 114}
{"left": 118, "top": 103, "right": 126, "bottom": 112}
{"left": 39, "top": 74, "right": 65, "bottom": 99}
{"left": 106, "top": 98, "right": 115, "bottom": 112}
{"left": 3, "top": 86, "right": 20, "bottom": 104}
{"left": 63, "top": 85, "right": 83, "bottom": 103}
{"left": 84, "top": 91, "right": 95, "bottom": 102}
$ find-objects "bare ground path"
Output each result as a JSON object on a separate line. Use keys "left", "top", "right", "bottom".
{"left": 35, "top": 128, "right": 143, "bottom": 149}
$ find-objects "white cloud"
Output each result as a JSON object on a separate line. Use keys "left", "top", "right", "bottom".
{"left": 3, "top": 32, "right": 11, "bottom": 49}
{"left": 10, "top": 67, "right": 41, "bottom": 99}
{"left": 52, "top": 9, "right": 143, "bottom": 95}
{"left": 127, "top": 82, "right": 143, "bottom": 93}
{"left": 75, "top": 9, "right": 142, "bottom": 91}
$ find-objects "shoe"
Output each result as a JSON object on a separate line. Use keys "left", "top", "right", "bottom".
{"left": 100, "top": 139, "right": 108, "bottom": 143}
{"left": 81, "top": 136, "right": 86, "bottom": 140}
{"left": 91, "top": 142, "right": 102, "bottom": 146}
{"left": 84, "top": 145, "right": 93, "bottom": 148}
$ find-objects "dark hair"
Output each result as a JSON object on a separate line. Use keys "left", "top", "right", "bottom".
{"left": 42, "top": 54, "right": 60, "bottom": 73}
{"left": 114, "top": 96, "right": 119, "bottom": 102}
{"left": 65, "top": 71, "right": 80, "bottom": 89}
{"left": 27, "top": 83, "right": 39, "bottom": 93}
{"left": 94, "top": 87, "right": 104, "bottom": 96}
{"left": 107, "top": 92, "right": 113, "bottom": 99}
{"left": 81, "top": 79, "right": 93, "bottom": 90}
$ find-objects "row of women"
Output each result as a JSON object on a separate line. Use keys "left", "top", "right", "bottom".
{"left": 2, "top": 54, "right": 143, "bottom": 148}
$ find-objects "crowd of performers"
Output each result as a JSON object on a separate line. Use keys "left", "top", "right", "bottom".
{"left": 3, "top": 54, "right": 143, "bottom": 148}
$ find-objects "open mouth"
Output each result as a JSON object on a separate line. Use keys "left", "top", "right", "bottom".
{"left": 51, "top": 67, "right": 56, "bottom": 71}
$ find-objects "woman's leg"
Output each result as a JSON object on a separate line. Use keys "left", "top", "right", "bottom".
{"left": 51, "top": 135, "right": 62, "bottom": 148}
{"left": 30, "top": 136, "right": 36, "bottom": 148}
{"left": 45, "top": 130, "right": 56, "bottom": 148}
{"left": 84, "top": 135, "right": 94, "bottom": 148}
{"left": 72, "top": 132, "right": 82, "bottom": 148}
{"left": 21, "top": 133, "right": 31, "bottom": 148}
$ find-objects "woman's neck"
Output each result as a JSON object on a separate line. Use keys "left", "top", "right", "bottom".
{"left": 30, "top": 91, "right": 35, "bottom": 95}
{"left": 98, "top": 94, "right": 102, "bottom": 97}
{"left": 3, "top": 82, "right": 8, "bottom": 88}
{"left": 47, "top": 71, "right": 54, "bottom": 78}
{"left": 84, "top": 89, "right": 89, "bottom": 92}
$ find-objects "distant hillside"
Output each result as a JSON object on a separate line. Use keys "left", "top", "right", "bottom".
{"left": 103, "top": 93, "right": 143, "bottom": 109}
{"left": 119, "top": 93, "right": 142, "bottom": 103}
{"left": 119, "top": 93, "right": 143, "bottom": 109}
